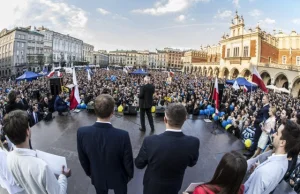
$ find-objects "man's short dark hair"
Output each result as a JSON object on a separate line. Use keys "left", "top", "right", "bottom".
{"left": 165, "top": 103, "right": 187, "bottom": 128}
{"left": 102, "top": 88, "right": 111, "bottom": 94}
{"left": 8, "top": 90, "right": 17, "bottom": 103}
{"left": 281, "top": 120, "right": 300, "bottom": 157}
{"left": 94, "top": 94, "right": 115, "bottom": 118}
{"left": 3, "top": 110, "right": 29, "bottom": 145}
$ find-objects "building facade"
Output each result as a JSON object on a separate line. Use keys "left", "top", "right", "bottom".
{"left": 26, "top": 30, "right": 45, "bottom": 73}
{"left": 183, "top": 11, "right": 300, "bottom": 97}
{"left": 125, "top": 50, "right": 137, "bottom": 66}
{"left": 37, "top": 27, "right": 53, "bottom": 66}
{"left": 83, "top": 43, "right": 94, "bottom": 64}
{"left": 52, "top": 31, "right": 83, "bottom": 67}
{"left": 109, "top": 50, "right": 127, "bottom": 66}
{"left": 149, "top": 52, "right": 158, "bottom": 68}
{"left": 136, "top": 50, "right": 149, "bottom": 68}
{"left": 93, "top": 50, "right": 109, "bottom": 67}
{"left": 164, "top": 48, "right": 183, "bottom": 69}
{"left": 157, "top": 49, "right": 167, "bottom": 69}
{"left": 0, "top": 26, "right": 45, "bottom": 78}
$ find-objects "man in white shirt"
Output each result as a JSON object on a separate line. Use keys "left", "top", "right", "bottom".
{"left": 3, "top": 110, "right": 71, "bottom": 194}
{"left": 245, "top": 120, "right": 300, "bottom": 194}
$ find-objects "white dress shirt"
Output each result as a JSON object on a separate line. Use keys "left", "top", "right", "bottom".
{"left": 166, "top": 129, "right": 182, "bottom": 132}
{"left": 244, "top": 153, "right": 288, "bottom": 194}
{"left": 96, "top": 121, "right": 111, "bottom": 124}
{"left": 7, "top": 148, "right": 67, "bottom": 194}
{"left": 0, "top": 149, "right": 24, "bottom": 194}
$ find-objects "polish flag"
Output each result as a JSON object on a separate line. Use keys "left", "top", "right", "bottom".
{"left": 212, "top": 77, "right": 219, "bottom": 115}
{"left": 69, "top": 68, "right": 80, "bottom": 110}
{"left": 47, "top": 70, "right": 55, "bottom": 78}
{"left": 169, "top": 70, "right": 174, "bottom": 77}
{"left": 57, "top": 71, "right": 62, "bottom": 77}
{"left": 243, "top": 85, "right": 248, "bottom": 92}
{"left": 252, "top": 67, "right": 268, "bottom": 93}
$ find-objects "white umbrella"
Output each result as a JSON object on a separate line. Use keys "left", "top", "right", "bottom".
{"left": 266, "top": 85, "right": 277, "bottom": 90}
{"left": 278, "top": 87, "right": 290, "bottom": 94}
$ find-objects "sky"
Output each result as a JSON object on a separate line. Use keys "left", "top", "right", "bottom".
{"left": 0, "top": 0, "right": 299, "bottom": 51}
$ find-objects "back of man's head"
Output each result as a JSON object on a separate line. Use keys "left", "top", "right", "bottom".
{"left": 165, "top": 103, "right": 187, "bottom": 129}
{"left": 94, "top": 94, "right": 115, "bottom": 119}
{"left": 8, "top": 90, "right": 17, "bottom": 103}
{"left": 3, "top": 110, "right": 29, "bottom": 145}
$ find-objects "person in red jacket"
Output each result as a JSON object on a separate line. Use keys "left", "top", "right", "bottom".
{"left": 193, "top": 151, "right": 246, "bottom": 194}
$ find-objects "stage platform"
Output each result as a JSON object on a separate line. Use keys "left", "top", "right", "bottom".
{"left": 30, "top": 111, "right": 243, "bottom": 194}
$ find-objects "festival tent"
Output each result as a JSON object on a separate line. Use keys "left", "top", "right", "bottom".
{"left": 16, "top": 71, "right": 42, "bottom": 81}
{"left": 226, "top": 77, "right": 258, "bottom": 91}
{"left": 129, "top": 69, "right": 149, "bottom": 75}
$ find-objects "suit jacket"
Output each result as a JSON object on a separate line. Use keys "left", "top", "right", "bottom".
{"left": 139, "top": 84, "right": 155, "bottom": 109}
{"left": 77, "top": 122, "right": 134, "bottom": 190}
{"left": 255, "top": 104, "right": 270, "bottom": 127}
{"left": 29, "top": 111, "right": 42, "bottom": 127}
{"left": 54, "top": 96, "right": 67, "bottom": 111}
{"left": 5, "top": 102, "right": 25, "bottom": 115}
{"left": 135, "top": 131, "right": 200, "bottom": 194}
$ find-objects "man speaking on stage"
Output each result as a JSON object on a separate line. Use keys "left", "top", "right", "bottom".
{"left": 138, "top": 76, "right": 155, "bottom": 132}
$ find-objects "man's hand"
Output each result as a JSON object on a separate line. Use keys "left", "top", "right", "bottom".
{"left": 62, "top": 166, "right": 71, "bottom": 178}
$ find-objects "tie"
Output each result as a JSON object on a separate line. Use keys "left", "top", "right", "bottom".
{"left": 35, "top": 113, "right": 38, "bottom": 124}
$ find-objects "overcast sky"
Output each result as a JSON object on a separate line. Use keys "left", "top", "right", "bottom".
{"left": 0, "top": 0, "right": 299, "bottom": 51}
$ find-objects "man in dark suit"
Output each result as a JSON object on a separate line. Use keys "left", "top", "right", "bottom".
{"left": 77, "top": 94, "right": 134, "bottom": 194}
{"left": 135, "top": 103, "right": 200, "bottom": 194}
{"left": 29, "top": 104, "right": 42, "bottom": 127}
{"left": 54, "top": 92, "right": 68, "bottom": 116}
{"left": 244, "top": 95, "right": 270, "bottom": 157}
{"left": 138, "top": 76, "right": 155, "bottom": 132}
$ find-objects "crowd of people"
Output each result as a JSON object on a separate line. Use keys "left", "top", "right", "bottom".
{"left": 0, "top": 68, "right": 300, "bottom": 194}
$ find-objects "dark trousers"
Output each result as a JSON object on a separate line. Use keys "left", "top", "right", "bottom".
{"left": 95, "top": 185, "right": 127, "bottom": 194}
{"left": 140, "top": 108, "right": 154, "bottom": 130}
{"left": 57, "top": 105, "right": 68, "bottom": 114}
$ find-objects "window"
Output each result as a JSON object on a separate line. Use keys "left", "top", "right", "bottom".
{"left": 296, "top": 56, "right": 300, "bottom": 66}
{"left": 269, "top": 57, "right": 272, "bottom": 64}
{"left": 243, "top": 46, "right": 249, "bottom": 57}
{"left": 282, "top": 56, "right": 287, "bottom": 64}
{"left": 233, "top": 47, "right": 239, "bottom": 57}
{"left": 18, "top": 35, "right": 20, "bottom": 38}
{"left": 227, "top": 49, "right": 230, "bottom": 58}
{"left": 17, "top": 42, "right": 20, "bottom": 47}
{"left": 17, "top": 50, "right": 19, "bottom": 55}
{"left": 21, "top": 43, "right": 24, "bottom": 47}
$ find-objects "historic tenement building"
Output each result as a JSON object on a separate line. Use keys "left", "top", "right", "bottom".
{"left": 0, "top": 26, "right": 44, "bottom": 78}
{"left": 183, "top": 11, "right": 300, "bottom": 97}
{"left": 83, "top": 43, "right": 94, "bottom": 64}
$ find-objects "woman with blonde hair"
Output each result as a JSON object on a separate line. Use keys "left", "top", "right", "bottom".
{"left": 251, "top": 107, "right": 276, "bottom": 158}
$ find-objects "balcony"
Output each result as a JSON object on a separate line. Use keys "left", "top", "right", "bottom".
{"left": 257, "top": 63, "right": 300, "bottom": 72}
{"left": 225, "top": 56, "right": 251, "bottom": 64}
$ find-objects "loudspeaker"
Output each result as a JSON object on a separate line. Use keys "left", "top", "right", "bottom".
{"left": 124, "top": 106, "right": 137, "bottom": 115}
{"left": 50, "top": 78, "right": 63, "bottom": 96}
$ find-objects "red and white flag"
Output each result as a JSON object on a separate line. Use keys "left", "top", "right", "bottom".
{"left": 243, "top": 85, "right": 248, "bottom": 92}
{"left": 47, "top": 70, "right": 55, "bottom": 78}
{"left": 69, "top": 68, "right": 80, "bottom": 110}
{"left": 57, "top": 71, "right": 62, "bottom": 77}
{"left": 169, "top": 70, "right": 174, "bottom": 77}
{"left": 252, "top": 67, "right": 268, "bottom": 93}
{"left": 212, "top": 77, "right": 219, "bottom": 115}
